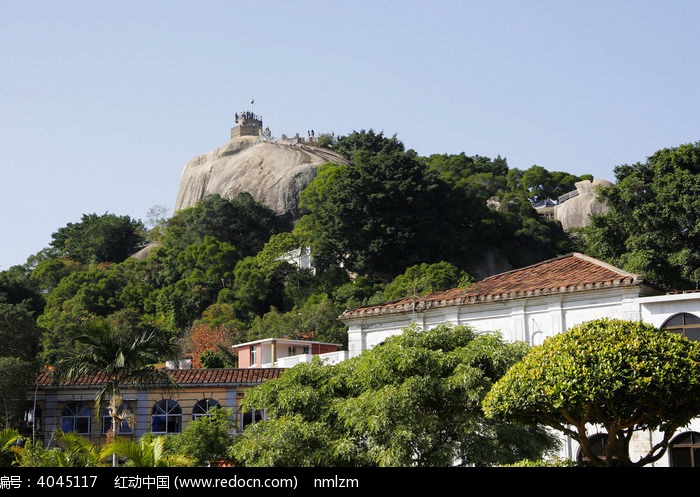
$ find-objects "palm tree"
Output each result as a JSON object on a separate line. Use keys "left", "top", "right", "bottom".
{"left": 53, "top": 317, "right": 181, "bottom": 466}
{"left": 0, "top": 427, "right": 22, "bottom": 467}
{"left": 16, "top": 429, "right": 105, "bottom": 467}
{"left": 48, "top": 429, "right": 101, "bottom": 467}
{"left": 100, "top": 433, "right": 195, "bottom": 467}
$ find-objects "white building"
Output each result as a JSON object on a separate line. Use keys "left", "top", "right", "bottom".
{"left": 339, "top": 252, "right": 700, "bottom": 466}
{"left": 232, "top": 337, "right": 347, "bottom": 368}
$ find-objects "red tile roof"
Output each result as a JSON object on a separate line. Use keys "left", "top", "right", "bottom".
{"left": 35, "top": 368, "right": 285, "bottom": 388}
{"left": 340, "top": 253, "right": 651, "bottom": 319}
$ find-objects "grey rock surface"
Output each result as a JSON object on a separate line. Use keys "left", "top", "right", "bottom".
{"left": 554, "top": 178, "right": 612, "bottom": 230}
{"left": 174, "top": 136, "right": 350, "bottom": 220}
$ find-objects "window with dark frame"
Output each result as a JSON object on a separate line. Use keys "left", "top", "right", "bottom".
{"left": 151, "top": 399, "right": 182, "bottom": 433}
{"left": 661, "top": 312, "right": 700, "bottom": 341}
{"left": 669, "top": 431, "right": 700, "bottom": 467}
{"left": 239, "top": 408, "right": 266, "bottom": 431}
{"left": 193, "top": 398, "right": 221, "bottom": 420}
{"left": 61, "top": 401, "right": 91, "bottom": 435}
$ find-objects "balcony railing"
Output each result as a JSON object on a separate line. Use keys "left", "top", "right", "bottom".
{"left": 262, "top": 350, "right": 349, "bottom": 368}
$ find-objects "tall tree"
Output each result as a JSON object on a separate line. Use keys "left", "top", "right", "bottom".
{"left": 580, "top": 141, "right": 700, "bottom": 290}
{"left": 0, "top": 302, "right": 40, "bottom": 362}
{"left": 482, "top": 318, "right": 700, "bottom": 467}
{"left": 245, "top": 294, "right": 347, "bottom": 346}
{"left": 425, "top": 155, "right": 582, "bottom": 268}
{"left": 519, "top": 165, "right": 585, "bottom": 203}
{"left": 334, "top": 129, "right": 405, "bottom": 161}
{"left": 424, "top": 152, "right": 508, "bottom": 203}
{"left": 52, "top": 317, "right": 180, "bottom": 466}
{"left": 299, "top": 148, "right": 451, "bottom": 281}
{"left": 50, "top": 212, "right": 146, "bottom": 264}
{"left": 36, "top": 264, "right": 133, "bottom": 362}
{"left": 0, "top": 266, "right": 44, "bottom": 315}
{"left": 489, "top": 190, "right": 576, "bottom": 267}
{"left": 383, "top": 261, "right": 472, "bottom": 301}
{"left": 163, "top": 193, "right": 279, "bottom": 257}
{"left": 166, "top": 407, "right": 235, "bottom": 466}
{"left": 231, "top": 323, "right": 558, "bottom": 467}
{"left": 0, "top": 303, "right": 41, "bottom": 428}
{"left": 149, "top": 236, "right": 242, "bottom": 331}
{"left": 0, "top": 358, "right": 36, "bottom": 430}
{"left": 228, "top": 414, "right": 336, "bottom": 467}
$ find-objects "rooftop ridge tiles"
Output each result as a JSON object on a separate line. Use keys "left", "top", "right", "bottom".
{"left": 339, "top": 253, "right": 645, "bottom": 319}
{"left": 33, "top": 367, "right": 286, "bottom": 387}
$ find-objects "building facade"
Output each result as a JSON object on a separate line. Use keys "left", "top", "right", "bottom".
{"left": 233, "top": 338, "right": 346, "bottom": 368}
{"left": 24, "top": 367, "right": 283, "bottom": 450}
{"left": 339, "top": 252, "right": 700, "bottom": 466}
{"left": 23, "top": 252, "right": 700, "bottom": 466}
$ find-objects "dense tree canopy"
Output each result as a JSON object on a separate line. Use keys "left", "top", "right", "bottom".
{"left": 8, "top": 128, "right": 698, "bottom": 466}
{"left": 162, "top": 192, "right": 279, "bottom": 257}
{"left": 298, "top": 130, "right": 565, "bottom": 281}
{"left": 36, "top": 264, "right": 134, "bottom": 362}
{"left": 382, "top": 261, "right": 472, "bottom": 301}
{"left": 518, "top": 165, "right": 589, "bottom": 203}
{"left": 482, "top": 318, "right": 700, "bottom": 467}
{"left": 333, "top": 129, "right": 406, "bottom": 161}
{"left": 165, "top": 407, "right": 235, "bottom": 466}
{"left": 0, "top": 303, "right": 41, "bottom": 426}
{"left": 424, "top": 152, "right": 509, "bottom": 203}
{"left": 230, "top": 324, "right": 559, "bottom": 467}
{"left": 300, "top": 146, "right": 450, "bottom": 281}
{"left": 579, "top": 141, "right": 700, "bottom": 290}
{"left": 8, "top": 129, "right": 594, "bottom": 379}
{"left": 0, "top": 264, "right": 44, "bottom": 316}
{"left": 0, "top": 302, "right": 40, "bottom": 362}
{"left": 0, "top": 357, "right": 36, "bottom": 429}
{"left": 50, "top": 212, "right": 146, "bottom": 265}
{"left": 424, "top": 153, "right": 580, "bottom": 269}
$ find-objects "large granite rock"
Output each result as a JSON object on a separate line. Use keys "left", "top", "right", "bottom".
{"left": 174, "top": 136, "right": 350, "bottom": 221}
{"left": 554, "top": 178, "right": 612, "bottom": 230}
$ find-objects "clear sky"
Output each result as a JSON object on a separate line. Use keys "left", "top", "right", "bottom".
{"left": 2, "top": 1, "right": 699, "bottom": 270}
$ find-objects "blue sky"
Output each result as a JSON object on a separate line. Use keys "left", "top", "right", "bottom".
{"left": 2, "top": 1, "right": 699, "bottom": 269}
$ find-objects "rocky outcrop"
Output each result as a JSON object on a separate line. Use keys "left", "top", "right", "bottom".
{"left": 554, "top": 179, "right": 612, "bottom": 230}
{"left": 174, "top": 136, "right": 351, "bottom": 221}
{"left": 172, "top": 133, "right": 612, "bottom": 281}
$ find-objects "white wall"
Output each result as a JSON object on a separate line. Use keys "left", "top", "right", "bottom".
{"left": 343, "top": 287, "right": 700, "bottom": 466}
{"left": 347, "top": 287, "right": 647, "bottom": 356}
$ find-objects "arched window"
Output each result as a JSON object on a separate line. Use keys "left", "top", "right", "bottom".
{"left": 102, "top": 401, "right": 133, "bottom": 435}
{"left": 661, "top": 313, "right": 700, "bottom": 341}
{"left": 61, "top": 401, "right": 91, "bottom": 434}
{"left": 151, "top": 399, "right": 182, "bottom": 433}
{"left": 669, "top": 431, "right": 700, "bottom": 467}
{"left": 193, "top": 398, "right": 221, "bottom": 420}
